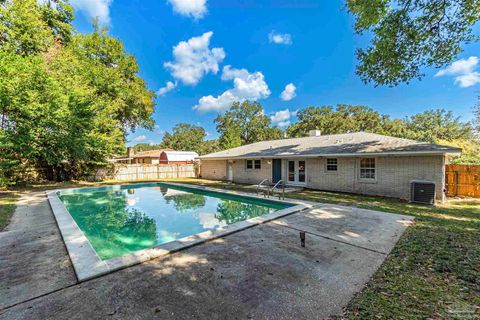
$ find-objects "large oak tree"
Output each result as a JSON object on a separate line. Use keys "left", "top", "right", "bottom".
{"left": 0, "top": 0, "right": 155, "bottom": 184}
{"left": 347, "top": 0, "right": 480, "bottom": 86}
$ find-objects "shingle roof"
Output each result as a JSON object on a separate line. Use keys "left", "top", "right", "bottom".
{"left": 199, "top": 132, "right": 462, "bottom": 159}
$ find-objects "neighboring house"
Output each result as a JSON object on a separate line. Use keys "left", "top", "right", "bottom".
{"left": 159, "top": 151, "right": 199, "bottom": 164}
{"left": 199, "top": 131, "right": 462, "bottom": 201}
{"left": 111, "top": 148, "right": 198, "bottom": 165}
{"left": 112, "top": 148, "right": 173, "bottom": 164}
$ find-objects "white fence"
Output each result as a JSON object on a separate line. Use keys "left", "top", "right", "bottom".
{"left": 96, "top": 164, "right": 197, "bottom": 181}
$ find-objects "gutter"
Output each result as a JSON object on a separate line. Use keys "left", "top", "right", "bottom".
{"left": 199, "top": 150, "right": 462, "bottom": 160}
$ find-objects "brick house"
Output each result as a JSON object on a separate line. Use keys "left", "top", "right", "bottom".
{"left": 199, "top": 131, "right": 461, "bottom": 201}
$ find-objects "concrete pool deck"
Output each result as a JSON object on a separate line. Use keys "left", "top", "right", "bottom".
{"left": 47, "top": 182, "right": 312, "bottom": 281}
{"left": 0, "top": 189, "right": 413, "bottom": 319}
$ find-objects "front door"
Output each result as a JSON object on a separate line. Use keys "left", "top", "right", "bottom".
{"left": 287, "top": 160, "right": 306, "bottom": 185}
{"left": 272, "top": 159, "right": 282, "bottom": 183}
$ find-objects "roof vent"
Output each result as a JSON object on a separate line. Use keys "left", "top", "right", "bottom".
{"left": 309, "top": 130, "right": 321, "bottom": 137}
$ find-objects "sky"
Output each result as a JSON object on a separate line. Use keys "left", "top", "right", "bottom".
{"left": 70, "top": 0, "right": 480, "bottom": 146}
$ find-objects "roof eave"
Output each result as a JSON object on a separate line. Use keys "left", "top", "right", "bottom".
{"left": 199, "top": 150, "right": 462, "bottom": 160}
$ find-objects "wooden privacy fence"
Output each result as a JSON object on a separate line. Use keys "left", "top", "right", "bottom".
{"left": 445, "top": 164, "right": 480, "bottom": 198}
{"left": 98, "top": 164, "right": 197, "bottom": 181}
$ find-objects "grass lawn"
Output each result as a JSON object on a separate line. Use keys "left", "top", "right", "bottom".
{"left": 167, "top": 179, "right": 480, "bottom": 319}
{"left": 0, "top": 191, "right": 20, "bottom": 231}
{"left": 2, "top": 178, "right": 479, "bottom": 318}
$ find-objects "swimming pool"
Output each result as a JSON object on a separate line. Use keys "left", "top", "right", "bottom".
{"left": 58, "top": 183, "right": 292, "bottom": 260}
{"left": 48, "top": 182, "right": 308, "bottom": 281}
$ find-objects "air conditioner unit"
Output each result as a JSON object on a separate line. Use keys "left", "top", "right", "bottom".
{"left": 410, "top": 180, "right": 435, "bottom": 205}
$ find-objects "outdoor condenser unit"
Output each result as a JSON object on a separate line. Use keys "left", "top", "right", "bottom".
{"left": 410, "top": 180, "right": 436, "bottom": 205}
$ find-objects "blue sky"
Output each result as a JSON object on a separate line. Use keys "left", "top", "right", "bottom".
{"left": 70, "top": 0, "right": 480, "bottom": 145}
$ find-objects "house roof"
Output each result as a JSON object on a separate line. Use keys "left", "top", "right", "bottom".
{"left": 199, "top": 132, "right": 462, "bottom": 160}
{"left": 161, "top": 151, "right": 199, "bottom": 162}
{"left": 132, "top": 148, "right": 173, "bottom": 158}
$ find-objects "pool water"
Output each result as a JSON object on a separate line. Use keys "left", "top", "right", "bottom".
{"left": 58, "top": 183, "right": 292, "bottom": 260}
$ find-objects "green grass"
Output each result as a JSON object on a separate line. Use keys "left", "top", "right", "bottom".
{"left": 0, "top": 191, "right": 20, "bottom": 231}
{"left": 166, "top": 179, "right": 480, "bottom": 319}
{"left": 3, "top": 178, "right": 479, "bottom": 318}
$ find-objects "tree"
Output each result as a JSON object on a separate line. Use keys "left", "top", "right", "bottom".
{"left": 437, "top": 138, "right": 480, "bottom": 164}
{"left": 285, "top": 105, "right": 474, "bottom": 144}
{"left": 215, "top": 101, "right": 282, "bottom": 149}
{"left": 286, "top": 105, "right": 387, "bottom": 137}
{"left": 405, "top": 109, "right": 474, "bottom": 143}
{"left": 200, "top": 139, "right": 221, "bottom": 155}
{"left": 0, "top": 0, "right": 73, "bottom": 55}
{"left": 0, "top": 1, "right": 155, "bottom": 184}
{"left": 347, "top": 0, "right": 480, "bottom": 86}
{"left": 133, "top": 143, "right": 161, "bottom": 153}
{"left": 160, "top": 123, "right": 207, "bottom": 154}
{"left": 160, "top": 123, "right": 221, "bottom": 155}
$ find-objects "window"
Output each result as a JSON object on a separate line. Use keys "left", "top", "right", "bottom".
{"left": 326, "top": 158, "right": 338, "bottom": 171}
{"left": 360, "top": 158, "right": 375, "bottom": 180}
{"left": 298, "top": 161, "right": 306, "bottom": 182}
{"left": 288, "top": 161, "right": 295, "bottom": 182}
{"left": 246, "top": 159, "right": 261, "bottom": 170}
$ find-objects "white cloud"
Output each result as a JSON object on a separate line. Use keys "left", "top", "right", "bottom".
{"left": 280, "top": 83, "right": 296, "bottom": 101}
{"left": 167, "top": 0, "right": 207, "bottom": 19}
{"left": 435, "top": 56, "right": 480, "bottom": 88}
{"left": 157, "top": 81, "right": 176, "bottom": 96}
{"left": 70, "top": 0, "right": 112, "bottom": 25}
{"left": 164, "top": 31, "right": 225, "bottom": 86}
{"left": 194, "top": 65, "right": 271, "bottom": 112}
{"left": 132, "top": 135, "right": 146, "bottom": 142}
{"left": 268, "top": 31, "right": 292, "bottom": 45}
{"left": 270, "top": 109, "right": 296, "bottom": 128}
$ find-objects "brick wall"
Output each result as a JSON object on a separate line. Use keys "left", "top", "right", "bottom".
{"left": 230, "top": 159, "right": 272, "bottom": 184}
{"left": 201, "top": 155, "right": 446, "bottom": 200}
{"left": 306, "top": 155, "right": 445, "bottom": 200}
{"left": 200, "top": 160, "right": 227, "bottom": 180}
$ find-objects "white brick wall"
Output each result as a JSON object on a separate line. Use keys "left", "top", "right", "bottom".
{"left": 201, "top": 155, "right": 446, "bottom": 200}
{"left": 201, "top": 160, "right": 227, "bottom": 180}
{"left": 230, "top": 159, "right": 272, "bottom": 184}
{"left": 307, "top": 156, "right": 445, "bottom": 200}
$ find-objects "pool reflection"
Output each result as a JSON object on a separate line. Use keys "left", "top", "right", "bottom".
{"left": 59, "top": 184, "right": 290, "bottom": 260}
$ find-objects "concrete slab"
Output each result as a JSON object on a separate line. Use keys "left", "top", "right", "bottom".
{"left": 0, "top": 187, "right": 413, "bottom": 319}
{"left": 5, "top": 192, "right": 57, "bottom": 232}
{"left": 273, "top": 203, "right": 414, "bottom": 253}
{"left": 0, "top": 193, "right": 77, "bottom": 310}
{"left": 47, "top": 182, "right": 311, "bottom": 281}
{"left": 0, "top": 223, "right": 386, "bottom": 320}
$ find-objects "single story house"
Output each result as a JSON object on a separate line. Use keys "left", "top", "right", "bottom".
{"left": 112, "top": 148, "right": 173, "bottom": 164}
{"left": 112, "top": 148, "right": 198, "bottom": 165}
{"left": 199, "top": 131, "right": 462, "bottom": 201}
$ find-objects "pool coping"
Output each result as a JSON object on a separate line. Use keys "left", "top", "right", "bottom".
{"left": 47, "top": 182, "right": 313, "bottom": 282}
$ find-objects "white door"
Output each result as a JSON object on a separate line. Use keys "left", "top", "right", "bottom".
{"left": 287, "top": 160, "right": 306, "bottom": 185}
{"left": 227, "top": 161, "right": 233, "bottom": 181}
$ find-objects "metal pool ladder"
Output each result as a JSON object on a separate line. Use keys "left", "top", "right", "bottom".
{"left": 256, "top": 179, "right": 270, "bottom": 197}
{"left": 269, "top": 180, "right": 285, "bottom": 200}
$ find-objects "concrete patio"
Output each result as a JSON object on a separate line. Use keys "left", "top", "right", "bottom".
{"left": 0, "top": 190, "right": 413, "bottom": 319}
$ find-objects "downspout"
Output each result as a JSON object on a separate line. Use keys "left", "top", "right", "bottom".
{"left": 440, "top": 154, "right": 446, "bottom": 203}
{"left": 353, "top": 157, "right": 357, "bottom": 192}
